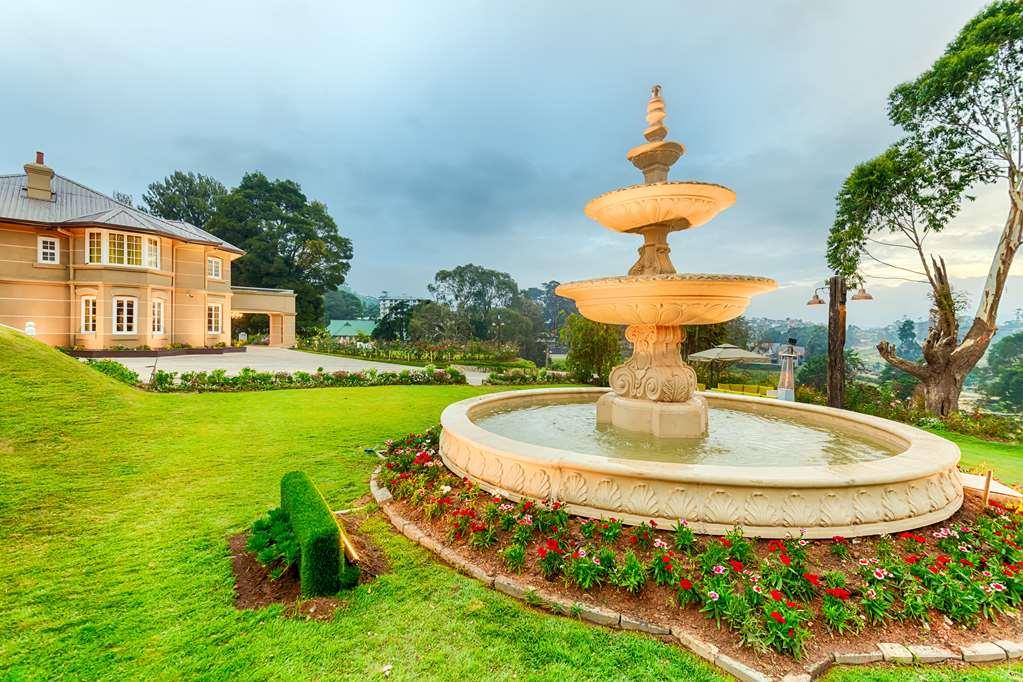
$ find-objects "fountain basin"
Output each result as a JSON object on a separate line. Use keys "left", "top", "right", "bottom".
{"left": 439, "top": 388, "right": 963, "bottom": 538}
{"left": 584, "top": 181, "right": 736, "bottom": 233}
{"left": 556, "top": 273, "right": 777, "bottom": 326}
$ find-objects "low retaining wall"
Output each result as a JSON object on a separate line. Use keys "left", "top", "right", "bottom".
{"left": 67, "top": 347, "right": 247, "bottom": 358}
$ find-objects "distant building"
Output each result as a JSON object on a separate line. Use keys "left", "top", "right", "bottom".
{"left": 378, "top": 291, "right": 428, "bottom": 319}
{"left": 327, "top": 319, "right": 376, "bottom": 342}
{"left": 754, "top": 341, "right": 807, "bottom": 366}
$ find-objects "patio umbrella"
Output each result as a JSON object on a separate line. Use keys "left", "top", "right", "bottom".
{"left": 686, "top": 344, "right": 770, "bottom": 387}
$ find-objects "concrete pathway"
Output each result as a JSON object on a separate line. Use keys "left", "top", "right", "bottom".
{"left": 110, "top": 346, "right": 488, "bottom": 385}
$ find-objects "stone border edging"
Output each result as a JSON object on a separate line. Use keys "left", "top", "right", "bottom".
{"left": 369, "top": 467, "right": 1022, "bottom": 681}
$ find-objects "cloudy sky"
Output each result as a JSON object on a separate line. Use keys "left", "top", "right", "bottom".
{"left": 3, "top": 0, "right": 1020, "bottom": 327}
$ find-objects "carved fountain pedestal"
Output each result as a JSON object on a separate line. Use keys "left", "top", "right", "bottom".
{"left": 597, "top": 325, "right": 706, "bottom": 437}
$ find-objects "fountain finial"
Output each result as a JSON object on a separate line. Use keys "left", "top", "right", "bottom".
{"left": 628, "top": 85, "right": 685, "bottom": 184}
{"left": 645, "top": 85, "right": 667, "bottom": 142}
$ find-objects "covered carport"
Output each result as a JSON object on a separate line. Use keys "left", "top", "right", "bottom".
{"left": 230, "top": 286, "right": 297, "bottom": 347}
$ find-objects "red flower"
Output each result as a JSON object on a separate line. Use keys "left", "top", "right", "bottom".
{"left": 523, "top": 500, "right": 534, "bottom": 511}
{"left": 679, "top": 578, "right": 694, "bottom": 590}
{"left": 767, "top": 540, "right": 783, "bottom": 553}
{"left": 629, "top": 535, "right": 638, "bottom": 545}
{"left": 825, "top": 587, "right": 851, "bottom": 600}
{"left": 785, "top": 600, "right": 797, "bottom": 608}
{"left": 649, "top": 519, "right": 657, "bottom": 527}
{"left": 770, "top": 589, "right": 783, "bottom": 601}
{"left": 780, "top": 553, "right": 791, "bottom": 566}
{"left": 545, "top": 538, "right": 560, "bottom": 551}
{"left": 413, "top": 451, "right": 432, "bottom": 465}
{"left": 661, "top": 554, "right": 672, "bottom": 564}
{"left": 905, "top": 554, "right": 920, "bottom": 565}
{"left": 928, "top": 564, "right": 941, "bottom": 574}
{"left": 787, "top": 628, "right": 795, "bottom": 637}
{"left": 898, "top": 531, "right": 913, "bottom": 540}
{"left": 537, "top": 547, "right": 549, "bottom": 559}
{"left": 729, "top": 560, "right": 745, "bottom": 574}
{"left": 720, "top": 538, "right": 732, "bottom": 549}
{"left": 769, "top": 610, "right": 785, "bottom": 624}
{"left": 832, "top": 535, "right": 847, "bottom": 544}
{"left": 936, "top": 555, "right": 951, "bottom": 565}
{"left": 803, "top": 573, "right": 821, "bottom": 587}
{"left": 960, "top": 558, "right": 975, "bottom": 567}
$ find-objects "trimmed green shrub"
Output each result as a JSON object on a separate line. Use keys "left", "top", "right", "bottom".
{"left": 85, "top": 359, "right": 139, "bottom": 386}
{"left": 280, "top": 471, "right": 344, "bottom": 596}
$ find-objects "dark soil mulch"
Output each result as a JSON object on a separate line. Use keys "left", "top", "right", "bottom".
{"left": 229, "top": 509, "right": 390, "bottom": 621}
{"left": 388, "top": 488, "right": 1023, "bottom": 678}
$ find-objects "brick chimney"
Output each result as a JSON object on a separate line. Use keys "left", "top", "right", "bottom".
{"left": 24, "top": 151, "right": 54, "bottom": 201}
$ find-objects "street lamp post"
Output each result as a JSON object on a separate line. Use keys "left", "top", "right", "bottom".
{"left": 807, "top": 275, "right": 873, "bottom": 409}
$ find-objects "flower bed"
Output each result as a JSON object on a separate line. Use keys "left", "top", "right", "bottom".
{"left": 378, "top": 426, "right": 1023, "bottom": 675}
{"left": 85, "top": 360, "right": 467, "bottom": 392}
{"left": 483, "top": 368, "right": 572, "bottom": 385}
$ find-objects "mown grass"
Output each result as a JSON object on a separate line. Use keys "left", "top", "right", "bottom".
{"left": 938, "top": 430, "right": 1023, "bottom": 486}
{"left": 0, "top": 327, "right": 722, "bottom": 681}
{"left": 2, "top": 325, "right": 1022, "bottom": 681}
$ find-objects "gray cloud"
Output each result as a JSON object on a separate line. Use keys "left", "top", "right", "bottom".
{"left": 1, "top": 0, "right": 1016, "bottom": 325}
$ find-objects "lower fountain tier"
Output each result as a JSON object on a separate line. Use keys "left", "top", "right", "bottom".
{"left": 597, "top": 393, "right": 708, "bottom": 438}
{"left": 555, "top": 273, "right": 777, "bottom": 327}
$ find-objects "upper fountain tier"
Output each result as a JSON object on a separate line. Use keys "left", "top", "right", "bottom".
{"left": 583, "top": 85, "right": 736, "bottom": 247}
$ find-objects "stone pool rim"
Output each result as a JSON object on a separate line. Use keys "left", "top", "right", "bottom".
{"left": 439, "top": 387, "right": 963, "bottom": 538}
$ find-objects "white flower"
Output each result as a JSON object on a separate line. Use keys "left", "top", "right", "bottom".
{"left": 873, "top": 568, "right": 889, "bottom": 580}
{"left": 440, "top": 485, "right": 452, "bottom": 494}
{"left": 653, "top": 538, "right": 669, "bottom": 549}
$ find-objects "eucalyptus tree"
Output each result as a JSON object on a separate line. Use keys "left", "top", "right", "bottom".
{"left": 827, "top": 1, "right": 1023, "bottom": 415}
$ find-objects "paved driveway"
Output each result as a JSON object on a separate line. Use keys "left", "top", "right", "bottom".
{"left": 112, "top": 346, "right": 489, "bottom": 385}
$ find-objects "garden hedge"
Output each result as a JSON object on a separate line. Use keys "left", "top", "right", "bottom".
{"left": 280, "top": 471, "right": 344, "bottom": 596}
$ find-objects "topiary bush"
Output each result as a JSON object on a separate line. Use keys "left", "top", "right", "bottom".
{"left": 280, "top": 471, "right": 347, "bottom": 596}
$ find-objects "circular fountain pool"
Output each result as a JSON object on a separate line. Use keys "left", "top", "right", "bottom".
{"left": 439, "top": 388, "right": 963, "bottom": 538}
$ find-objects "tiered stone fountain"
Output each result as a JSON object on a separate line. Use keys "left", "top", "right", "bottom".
{"left": 438, "top": 87, "right": 963, "bottom": 537}
{"left": 556, "top": 86, "right": 775, "bottom": 438}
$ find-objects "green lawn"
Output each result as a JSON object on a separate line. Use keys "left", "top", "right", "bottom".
{"left": 0, "top": 328, "right": 721, "bottom": 681}
{"left": 939, "top": 430, "right": 1023, "bottom": 486}
{"left": 1, "top": 326, "right": 1021, "bottom": 681}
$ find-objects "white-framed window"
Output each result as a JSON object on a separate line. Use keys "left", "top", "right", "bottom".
{"left": 112, "top": 296, "right": 137, "bottom": 334}
{"left": 146, "top": 237, "right": 160, "bottom": 269}
{"left": 80, "top": 296, "right": 96, "bottom": 333}
{"left": 207, "top": 303, "right": 222, "bottom": 334}
{"left": 86, "top": 231, "right": 102, "bottom": 264}
{"left": 151, "top": 299, "right": 164, "bottom": 335}
{"left": 104, "top": 231, "right": 143, "bottom": 266}
{"left": 206, "top": 256, "right": 222, "bottom": 279}
{"left": 37, "top": 236, "right": 59, "bottom": 264}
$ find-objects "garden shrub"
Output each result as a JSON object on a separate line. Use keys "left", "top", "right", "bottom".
{"left": 85, "top": 359, "right": 139, "bottom": 386}
{"left": 280, "top": 471, "right": 348, "bottom": 596}
{"left": 484, "top": 368, "right": 572, "bottom": 385}
{"left": 247, "top": 507, "right": 299, "bottom": 579}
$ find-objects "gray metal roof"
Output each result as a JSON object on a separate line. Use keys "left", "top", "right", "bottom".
{"left": 0, "top": 172, "right": 243, "bottom": 253}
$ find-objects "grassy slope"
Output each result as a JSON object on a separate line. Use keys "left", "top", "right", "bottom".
{"left": 0, "top": 327, "right": 722, "bottom": 681}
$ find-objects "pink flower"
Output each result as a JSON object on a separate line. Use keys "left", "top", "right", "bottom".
{"left": 708, "top": 591, "right": 719, "bottom": 601}
{"left": 712, "top": 564, "right": 727, "bottom": 575}
{"left": 992, "top": 582, "right": 1007, "bottom": 592}
{"left": 654, "top": 538, "right": 669, "bottom": 549}
{"left": 873, "top": 568, "right": 888, "bottom": 580}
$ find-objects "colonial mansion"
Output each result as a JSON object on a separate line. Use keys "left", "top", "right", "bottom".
{"left": 0, "top": 153, "right": 295, "bottom": 348}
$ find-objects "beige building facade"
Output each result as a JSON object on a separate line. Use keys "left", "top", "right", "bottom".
{"left": 0, "top": 153, "right": 296, "bottom": 349}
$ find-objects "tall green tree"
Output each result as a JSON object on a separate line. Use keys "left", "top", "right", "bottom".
{"left": 978, "top": 331, "right": 1023, "bottom": 409}
{"left": 797, "top": 350, "right": 865, "bottom": 393}
{"left": 323, "top": 288, "right": 364, "bottom": 322}
{"left": 143, "top": 171, "right": 227, "bottom": 228}
{"left": 373, "top": 300, "right": 417, "bottom": 342}
{"left": 827, "top": 1, "right": 1023, "bottom": 415}
{"left": 409, "top": 302, "right": 470, "bottom": 342}
{"left": 524, "top": 281, "right": 578, "bottom": 332}
{"left": 428, "top": 264, "right": 519, "bottom": 338}
{"left": 896, "top": 318, "right": 923, "bottom": 360}
{"left": 559, "top": 313, "right": 621, "bottom": 384}
{"left": 206, "top": 172, "right": 353, "bottom": 333}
